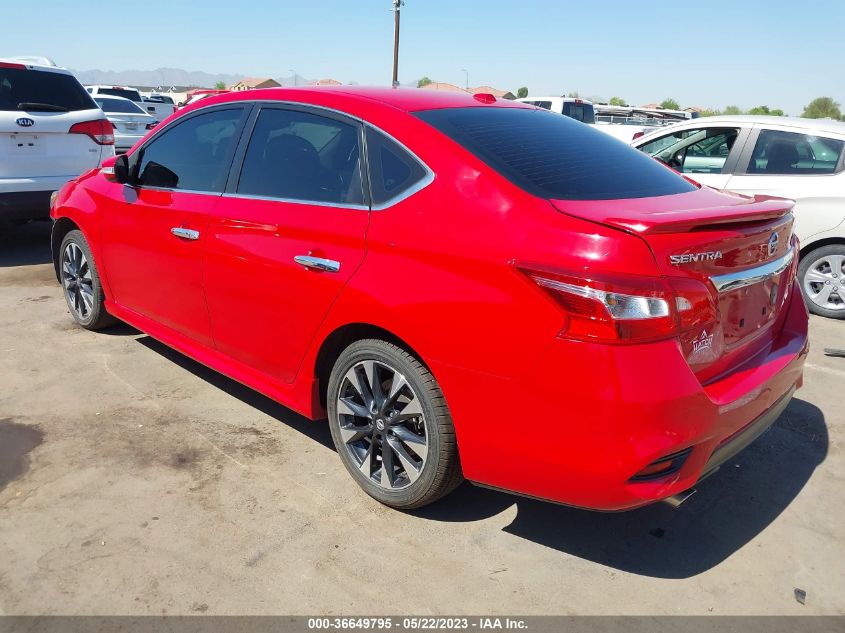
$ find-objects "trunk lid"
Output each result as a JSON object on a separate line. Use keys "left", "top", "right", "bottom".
{"left": 551, "top": 188, "right": 797, "bottom": 382}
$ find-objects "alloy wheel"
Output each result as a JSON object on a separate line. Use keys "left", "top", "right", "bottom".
{"left": 61, "top": 242, "right": 94, "bottom": 320}
{"left": 336, "top": 360, "right": 428, "bottom": 490}
{"left": 803, "top": 253, "right": 845, "bottom": 311}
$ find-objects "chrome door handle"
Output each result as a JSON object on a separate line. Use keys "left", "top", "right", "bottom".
{"left": 294, "top": 255, "right": 341, "bottom": 273}
{"left": 171, "top": 227, "right": 200, "bottom": 240}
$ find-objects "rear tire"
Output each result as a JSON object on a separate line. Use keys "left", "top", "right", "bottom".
{"left": 798, "top": 244, "right": 845, "bottom": 319}
{"left": 59, "top": 230, "right": 117, "bottom": 330}
{"left": 327, "top": 339, "right": 463, "bottom": 509}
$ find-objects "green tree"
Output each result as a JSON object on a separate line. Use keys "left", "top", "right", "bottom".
{"left": 747, "top": 105, "right": 784, "bottom": 116}
{"left": 214, "top": 81, "right": 226, "bottom": 90}
{"left": 609, "top": 96, "right": 626, "bottom": 106}
{"left": 723, "top": 105, "right": 743, "bottom": 115}
{"left": 417, "top": 76, "right": 433, "bottom": 88}
{"left": 659, "top": 98, "right": 680, "bottom": 110}
{"left": 802, "top": 97, "right": 842, "bottom": 119}
{"left": 698, "top": 109, "right": 721, "bottom": 117}
{"left": 566, "top": 91, "right": 579, "bottom": 98}
{"left": 517, "top": 86, "right": 528, "bottom": 99}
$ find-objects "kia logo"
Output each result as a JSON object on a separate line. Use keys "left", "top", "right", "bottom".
{"left": 767, "top": 232, "right": 779, "bottom": 257}
{"left": 15, "top": 117, "right": 35, "bottom": 127}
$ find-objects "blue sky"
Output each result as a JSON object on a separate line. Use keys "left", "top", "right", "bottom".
{"left": 9, "top": 0, "right": 843, "bottom": 115}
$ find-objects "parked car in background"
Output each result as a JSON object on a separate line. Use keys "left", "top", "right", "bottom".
{"left": 51, "top": 87, "right": 807, "bottom": 512}
{"left": 177, "top": 89, "right": 230, "bottom": 109}
{"left": 93, "top": 95, "right": 157, "bottom": 153}
{"left": 85, "top": 85, "right": 175, "bottom": 120}
{"left": 1, "top": 56, "right": 113, "bottom": 221}
{"left": 633, "top": 116, "right": 845, "bottom": 318}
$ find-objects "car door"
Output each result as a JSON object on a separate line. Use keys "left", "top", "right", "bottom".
{"left": 100, "top": 105, "right": 248, "bottom": 347}
{"left": 203, "top": 104, "right": 370, "bottom": 383}
{"left": 635, "top": 124, "right": 748, "bottom": 189}
{"left": 725, "top": 126, "right": 845, "bottom": 241}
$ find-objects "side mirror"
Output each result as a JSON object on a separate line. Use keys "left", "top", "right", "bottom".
{"left": 113, "top": 153, "right": 130, "bottom": 184}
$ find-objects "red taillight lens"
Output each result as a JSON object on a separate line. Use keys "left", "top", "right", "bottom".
{"left": 519, "top": 265, "right": 718, "bottom": 345}
{"left": 69, "top": 119, "right": 114, "bottom": 145}
{"left": 632, "top": 131, "right": 645, "bottom": 140}
{"left": 146, "top": 121, "right": 158, "bottom": 130}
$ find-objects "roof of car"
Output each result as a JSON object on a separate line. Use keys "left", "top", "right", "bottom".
{"left": 200, "top": 85, "right": 532, "bottom": 113}
{"left": 674, "top": 115, "right": 845, "bottom": 133}
{"left": 0, "top": 57, "right": 70, "bottom": 74}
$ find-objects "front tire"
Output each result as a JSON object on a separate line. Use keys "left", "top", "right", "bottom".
{"left": 59, "top": 230, "right": 116, "bottom": 330}
{"left": 327, "top": 339, "right": 463, "bottom": 509}
{"left": 798, "top": 244, "right": 845, "bottom": 319}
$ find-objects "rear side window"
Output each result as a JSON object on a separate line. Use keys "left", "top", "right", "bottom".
{"left": 236, "top": 107, "right": 364, "bottom": 205}
{"left": 366, "top": 128, "right": 428, "bottom": 205}
{"left": 416, "top": 107, "right": 696, "bottom": 200}
{"left": 0, "top": 68, "right": 96, "bottom": 112}
{"left": 135, "top": 108, "right": 243, "bottom": 191}
{"left": 747, "top": 129, "right": 844, "bottom": 175}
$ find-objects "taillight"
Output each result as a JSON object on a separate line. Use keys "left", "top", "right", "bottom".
{"left": 518, "top": 264, "right": 718, "bottom": 345}
{"left": 632, "top": 131, "right": 645, "bottom": 140}
{"left": 69, "top": 119, "right": 115, "bottom": 145}
{"left": 146, "top": 121, "right": 158, "bottom": 130}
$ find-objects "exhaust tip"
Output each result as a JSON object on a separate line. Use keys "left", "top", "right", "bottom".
{"left": 662, "top": 488, "right": 696, "bottom": 508}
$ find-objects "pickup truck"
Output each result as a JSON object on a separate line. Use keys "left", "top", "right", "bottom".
{"left": 515, "top": 96, "right": 655, "bottom": 142}
{"left": 85, "top": 85, "right": 175, "bottom": 121}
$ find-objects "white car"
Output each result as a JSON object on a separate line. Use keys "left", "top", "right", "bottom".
{"left": 517, "top": 96, "right": 658, "bottom": 142}
{"left": 93, "top": 95, "right": 157, "bottom": 153}
{"left": 1, "top": 56, "right": 114, "bottom": 221}
{"left": 85, "top": 85, "right": 175, "bottom": 121}
{"left": 633, "top": 115, "right": 845, "bottom": 318}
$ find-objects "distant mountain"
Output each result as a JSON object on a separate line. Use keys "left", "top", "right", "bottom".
{"left": 70, "top": 67, "right": 246, "bottom": 89}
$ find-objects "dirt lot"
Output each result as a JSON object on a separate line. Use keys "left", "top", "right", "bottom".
{"left": 1, "top": 221, "right": 843, "bottom": 615}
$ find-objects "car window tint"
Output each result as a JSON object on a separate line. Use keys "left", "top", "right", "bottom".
{"left": 366, "top": 128, "right": 428, "bottom": 205}
{"left": 0, "top": 68, "right": 96, "bottom": 112}
{"left": 529, "top": 101, "right": 552, "bottom": 110}
{"left": 136, "top": 108, "right": 243, "bottom": 191}
{"left": 748, "top": 129, "right": 844, "bottom": 175}
{"left": 237, "top": 108, "right": 364, "bottom": 205}
{"left": 97, "top": 88, "right": 142, "bottom": 102}
{"left": 417, "top": 107, "right": 696, "bottom": 200}
{"left": 562, "top": 102, "right": 595, "bottom": 124}
{"left": 96, "top": 98, "right": 146, "bottom": 114}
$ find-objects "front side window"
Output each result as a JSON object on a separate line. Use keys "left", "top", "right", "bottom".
{"left": 366, "top": 128, "right": 428, "bottom": 205}
{"left": 747, "top": 129, "right": 844, "bottom": 175}
{"left": 417, "top": 107, "right": 696, "bottom": 200}
{"left": 638, "top": 127, "right": 739, "bottom": 174}
{"left": 236, "top": 108, "right": 364, "bottom": 205}
{"left": 135, "top": 107, "right": 243, "bottom": 191}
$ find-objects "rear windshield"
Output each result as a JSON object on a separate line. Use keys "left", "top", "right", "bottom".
{"left": 563, "top": 102, "right": 596, "bottom": 124}
{"left": 95, "top": 98, "right": 146, "bottom": 114}
{"left": 415, "top": 107, "right": 697, "bottom": 200}
{"left": 96, "top": 88, "right": 142, "bottom": 102}
{"left": 0, "top": 68, "right": 97, "bottom": 112}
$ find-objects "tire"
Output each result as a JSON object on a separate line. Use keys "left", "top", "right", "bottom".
{"left": 327, "top": 339, "right": 463, "bottom": 509}
{"left": 59, "top": 230, "right": 117, "bottom": 330}
{"left": 798, "top": 244, "right": 845, "bottom": 319}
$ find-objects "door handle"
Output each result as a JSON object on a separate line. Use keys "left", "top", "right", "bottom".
{"left": 171, "top": 227, "right": 200, "bottom": 240}
{"left": 294, "top": 255, "right": 341, "bottom": 273}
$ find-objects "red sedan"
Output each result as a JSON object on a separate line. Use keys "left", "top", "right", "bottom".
{"left": 50, "top": 87, "right": 808, "bottom": 510}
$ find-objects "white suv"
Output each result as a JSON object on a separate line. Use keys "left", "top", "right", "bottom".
{"left": 1, "top": 57, "right": 114, "bottom": 221}
{"left": 633, "top": 115, "right": 845, "bottom": 319}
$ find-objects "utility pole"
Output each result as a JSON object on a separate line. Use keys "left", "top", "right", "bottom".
{"left": 392, "top": 0, "right": 403, "bottom": 87}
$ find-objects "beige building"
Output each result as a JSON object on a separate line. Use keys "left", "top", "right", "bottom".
{"left": 229, "top": 77, "right": 281, "bottom": 91}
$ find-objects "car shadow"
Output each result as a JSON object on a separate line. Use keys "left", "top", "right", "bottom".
{"left": 128, "top": 333, "right": 827, "bottom": 578}
{"left": 413, "top": 397, "right": 827, "bottom": 578}
{"left": 135, "top": 336, "right": 334, "bottom": 450}
{"left": 0, "top": 220, "right": 53, "bottom": 267}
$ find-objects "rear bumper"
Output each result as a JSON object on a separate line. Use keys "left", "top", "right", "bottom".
{"left": 437, "top": 280, "right": 810, "bottom": 511}
{"left": 0, "top": 190, "right": 54, "bottom": 220}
